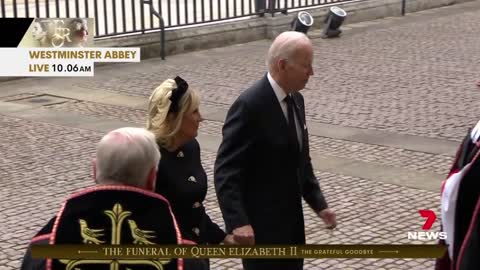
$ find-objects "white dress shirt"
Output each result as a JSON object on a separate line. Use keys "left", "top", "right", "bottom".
{"left": 267, "top": 72, "right": 303, "bottom": 150}
{"left": 470, "top": 120, "right": 480, "bottom": 143}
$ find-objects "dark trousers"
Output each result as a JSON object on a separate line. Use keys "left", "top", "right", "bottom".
{"left": 183, "top": 258, "right": 210, "bottom": 270}
{"left": 242, "top": 258, "right": 303, "bottom": 270}
{"left": 254, "top": 0, "right": 276, "bottom": 13}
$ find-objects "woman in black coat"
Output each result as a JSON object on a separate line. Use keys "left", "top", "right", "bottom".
{"left": 146, "top": 76, "right": 235, "bottom": 269}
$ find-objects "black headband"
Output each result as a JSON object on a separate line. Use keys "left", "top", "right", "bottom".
{"left": 168, "top": 76, "right": 189, "bottom": 113}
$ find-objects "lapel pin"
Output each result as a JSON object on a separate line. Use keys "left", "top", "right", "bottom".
{"left": 188, "top": 176, "right": 197, "bottom": 183}
{"left": 177, "top": 151, "right": 184, "bottom": 158}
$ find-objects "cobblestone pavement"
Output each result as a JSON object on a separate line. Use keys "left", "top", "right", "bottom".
{"left": 40, "top": 99, "right": 453, "bottom": 175}
{"left": 67, "top": 2, "right": 480, "bottom": 142}
{"left": 3, "top": 1, "right": 480, "bottom": 269}
{"left": 0, "top": 115, "right": 439, "bottom": 269}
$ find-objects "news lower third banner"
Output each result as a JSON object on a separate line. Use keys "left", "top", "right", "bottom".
{"left": 0, "top": 48, "right": 140, "bottom": 77}
{"left": 32, "top": 245, "right": 447, "bottom": 259}
{"left": 1, "top": 18, "right": 140, "bottom": 77}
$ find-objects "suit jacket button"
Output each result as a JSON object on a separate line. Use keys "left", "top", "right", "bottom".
{"left": 192, "top": 227, "right": 200, "bottom": 236}
{"left": 193, "top": 202, "right": 202, "bottom": 208}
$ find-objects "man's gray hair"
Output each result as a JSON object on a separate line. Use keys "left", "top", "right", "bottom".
{"left": 95, "top": 127, "right": 160, "bottom": 187}
{"left": 266, "top": 31, "right": 311, "bottom": 72}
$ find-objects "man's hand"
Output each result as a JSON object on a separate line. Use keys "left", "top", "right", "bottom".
{"left": 317, "top": 208, "right": 337, "bottom": 229}
{"left": 232, "top": 225, "right": 255, "bottom": 245}
{"left": 222, "top": 234, "right": 238, "bottom": 245}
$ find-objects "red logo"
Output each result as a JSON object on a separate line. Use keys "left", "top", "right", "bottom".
{"left": 419, "top": 210, "right": 437, "bottom": 230}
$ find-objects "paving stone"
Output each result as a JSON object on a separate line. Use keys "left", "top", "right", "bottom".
{"left": 17, "top": 99, "right": 456, "bottom": 180}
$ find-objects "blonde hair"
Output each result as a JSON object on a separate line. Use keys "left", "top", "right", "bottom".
{"left": 146, "top": 78, "right": 200, "bottom": 149}
{"left": 96, "top": 127, "right": 160, "bottom": 187}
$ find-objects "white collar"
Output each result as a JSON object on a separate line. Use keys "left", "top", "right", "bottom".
{"left": 471, "top": 120, "right": 480, "bottom": 143}
{"left": 267, "top": 72, "right": 288, "bottom": 103}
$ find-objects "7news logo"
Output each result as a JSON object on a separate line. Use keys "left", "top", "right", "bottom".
{"left": 407, "top": 210, "right": 447, "bottom": 240}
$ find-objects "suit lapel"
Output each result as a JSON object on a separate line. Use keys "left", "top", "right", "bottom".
{"left": 259, "top": 74, "right": 289, "bottom": 133}
{"left": 261, "top": 75, "right": 305, "bottom": 162}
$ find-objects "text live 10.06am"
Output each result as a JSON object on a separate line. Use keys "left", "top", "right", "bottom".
{"left": 29, "top": 63, "right": 91, "bottom": 73}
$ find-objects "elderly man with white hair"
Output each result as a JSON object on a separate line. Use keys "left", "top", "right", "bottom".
{"left": 215, "top": 31, "right": 337, "bottom": 270}
{"left": 21, "top": 127, "right": 188, "bottom": 270}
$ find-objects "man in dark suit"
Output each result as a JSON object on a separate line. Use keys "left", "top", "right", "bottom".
{"left": 214, "top": 31, "right": 337, "bottom": 270}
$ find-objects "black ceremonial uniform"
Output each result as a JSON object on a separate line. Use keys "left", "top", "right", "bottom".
{"left": 435, "top": 124, "right": 480, "bottom": 270}
{"left": 21, "top": 185, "right": 185, "bottom": 270}
{"left": 156, "top": 139, "right": 226, "bottom": 245}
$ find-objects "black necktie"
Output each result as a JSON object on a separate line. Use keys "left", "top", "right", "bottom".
{"left": 285, "top": 95, "right": 300, "bottom": 154}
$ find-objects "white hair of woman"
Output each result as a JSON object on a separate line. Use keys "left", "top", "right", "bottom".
{"left": 95, "top": 127, "right": 160, "bottom": 188}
